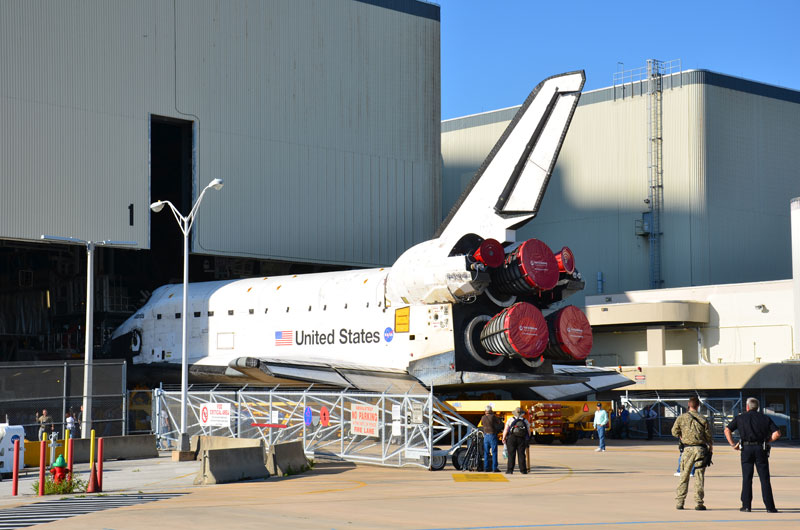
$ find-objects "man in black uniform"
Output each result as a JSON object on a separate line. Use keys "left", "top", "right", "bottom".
{"left": 724, "top": 397, "right": 781, "bottom": 513}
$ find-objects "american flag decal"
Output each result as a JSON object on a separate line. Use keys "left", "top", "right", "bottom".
{"left": 275, "top": 331, "right": 293, "bottom": 346}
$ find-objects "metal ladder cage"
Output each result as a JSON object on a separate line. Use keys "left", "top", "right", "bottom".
{"left": 153, "top": 386, "right": 476, "bottom": 469}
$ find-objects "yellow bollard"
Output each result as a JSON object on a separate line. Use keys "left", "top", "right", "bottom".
{"left": 65, "top": 429, "right": 70, "bottom": 464}
{"left": 90, "top": 429, "right": 96, "bottom": 470}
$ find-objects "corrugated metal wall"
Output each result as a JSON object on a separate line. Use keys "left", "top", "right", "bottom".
{"left": 0, "top": 0, "right": 440, "bottom": 267}
{"left": 441, "top": 71, "right": 800, "bottom": 304}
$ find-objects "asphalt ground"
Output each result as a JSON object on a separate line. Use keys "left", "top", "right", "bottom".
{"left": 2, "top": 439, "right": 800, "bottom": 529}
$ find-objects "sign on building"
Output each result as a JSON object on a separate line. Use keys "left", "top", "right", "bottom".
{"left": 351, "top": 403, "right": 379, "bottom": 437}
{"left": 199, "top": 402, "right": 231, "bottom": 427}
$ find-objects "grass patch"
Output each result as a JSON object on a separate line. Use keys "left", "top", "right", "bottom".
{"left": 32, "top": 473, "right": 89, "bottom": 495}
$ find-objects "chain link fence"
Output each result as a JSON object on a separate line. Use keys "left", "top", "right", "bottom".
{"left": 0, "top": 361, "right": 127, "bottom": 440}
{"left": 618, "top": 392, "right": 743, "bottom": 440}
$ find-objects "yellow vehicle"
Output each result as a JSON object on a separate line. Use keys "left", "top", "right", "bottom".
{"left": 444, "top": 399, "right": 612, "bottom": 445}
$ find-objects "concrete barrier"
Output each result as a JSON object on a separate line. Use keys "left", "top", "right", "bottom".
{"left": 101, "top": 434, "right": 159, "bottom": 460}
{"left": 191, "top": 435, "right": 264, "bottom": 461}
{"left": 266, "top": 441, "right": 310, "bottom": 476}
{"left": 194, "top": 446, "right": 270, "bottom": 485}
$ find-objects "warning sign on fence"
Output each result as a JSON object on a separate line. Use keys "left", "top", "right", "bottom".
{"left": 199, "top": 402, "right": 231, "bottom": 427}
{"left": 350, "top": 403, "right": 379, "bottom": 437}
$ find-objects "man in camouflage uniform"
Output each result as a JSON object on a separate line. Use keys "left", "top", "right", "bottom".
{"left": 671, "top": 396, "right": 713, "bottom": 510}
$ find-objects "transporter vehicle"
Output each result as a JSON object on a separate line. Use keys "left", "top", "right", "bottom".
{"left": 445, "top": 400, "right": 612, "bottom": 445}
{"left": 109, "top": 71, "right": 618, "bottom": 394}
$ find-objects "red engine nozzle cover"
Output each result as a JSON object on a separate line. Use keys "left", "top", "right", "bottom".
{"left": 554, "top": 246, "right": 575, "bottom": 274}
{"left": 515, "top": 239, "right": 559, "bottom": 290}
{"left": 546, "top": 305, "right": 593, "bottom": 361}
{"left": 473, "top": 238, "right": 504, "bottom": 268}
{"left": 479, "top": 302, "right": 548, "bottom": 359}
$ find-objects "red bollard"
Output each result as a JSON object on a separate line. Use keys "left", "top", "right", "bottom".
{"left": 38, "top": 439, "right": 46, "bottom": 496}
{"left": 68, "top": 437, "right": 74, "bottom": 475}
{"left": 12, "top": 439, "right": 20, "bottom": 496}
{"left": 97, "top": 438, "right": 104, "bottom": 492}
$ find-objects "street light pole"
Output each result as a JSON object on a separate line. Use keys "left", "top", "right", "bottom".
{"left": 84, "top": 241, "right": 94, "bottom": 438}
{"left": 151, "top": 178, "right": 224, "bottom": 451}
{"left": 40, "top": 235, "right": 137, "bottom": 438}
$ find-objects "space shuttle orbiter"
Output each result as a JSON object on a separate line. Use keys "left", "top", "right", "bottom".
{"left": 111, "top": 71, "right": 605, "bottom": 393}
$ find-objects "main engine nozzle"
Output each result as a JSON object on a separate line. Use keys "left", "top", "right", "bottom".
{"left": 479, "top": 302, "right": 548, "bottom": 359}
{"left": 543, "top": 305, "right": 593, "bottom": 361}
{"left": 490, "top": 239, "right": 559, "bottom": 295}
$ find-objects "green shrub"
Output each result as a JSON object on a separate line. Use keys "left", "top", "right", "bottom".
{"left": 32, "top": 473, "right": 89, "bottom": 495}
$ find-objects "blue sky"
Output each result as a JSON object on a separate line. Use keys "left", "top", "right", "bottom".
{"left": 438, "top": 0, "right": 799, "bottom": 120}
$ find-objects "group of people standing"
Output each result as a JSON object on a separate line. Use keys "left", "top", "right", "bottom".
{"left": 34, "top": 407, "right": 82, "bottom": 440}
{"left": 478, "top": 405, "right": 530, "bottom": 474}
{"left": 483, "top": 397, "right": 782, "bottom": 513}
{"left": 672, "top": 395, "right": 780, "bottom": 512}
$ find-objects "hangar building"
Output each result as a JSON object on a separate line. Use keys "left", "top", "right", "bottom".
{"left": 0, "top": 0, "right": 440, "bottom": 361}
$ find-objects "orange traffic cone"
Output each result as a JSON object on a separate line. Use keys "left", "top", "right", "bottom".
{"left": 86, "top": 463, "right": 101, "bottom": 493}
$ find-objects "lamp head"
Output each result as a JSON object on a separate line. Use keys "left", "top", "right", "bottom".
{"left": 209, "top": 178, "right": 224, "bottom": 191}
{"left": 150, "top": 201, "right": 166, "bottom": 213}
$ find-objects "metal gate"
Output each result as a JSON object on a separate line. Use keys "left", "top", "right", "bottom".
{"left": 153, "top": 386, "right": 475, "bottom": 469}
{"left": 621, "top": 392, "right": 743, "bottom": 439}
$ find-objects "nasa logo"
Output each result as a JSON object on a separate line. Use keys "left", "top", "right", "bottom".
{"left": 384, "top": 327, "right": 394, "bottom": 342}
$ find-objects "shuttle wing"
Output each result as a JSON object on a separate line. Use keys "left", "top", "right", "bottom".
{"left": 436, "top": 71, "right": 585, "bottom": 246}
{"left": 224, "top": 357, "right": 429, "bottom": 394}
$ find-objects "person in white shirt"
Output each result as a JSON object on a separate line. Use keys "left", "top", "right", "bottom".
{"left": 593, "top": 403, "right": 610, "bottom": 452}
{"left": 65, "top": 411, "right": 76, "bottom": 437}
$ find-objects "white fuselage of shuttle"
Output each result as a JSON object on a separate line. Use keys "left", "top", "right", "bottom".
{"left": 117, "top": 266, "right": 455, "bottom": 373}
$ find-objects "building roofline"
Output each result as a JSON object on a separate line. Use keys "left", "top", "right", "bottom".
{"left": 354, "top": 0, "right": 440, "bottom": 22}
{"left": 443, "top": 69, "right": 800, "bottom": 133}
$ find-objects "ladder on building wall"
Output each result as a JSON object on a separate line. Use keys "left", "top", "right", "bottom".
{"left": 646, "top": 59, "right": 665, "bottom": 289}
{"left": 613, "top": 59, "right": 681, "bottom": 288}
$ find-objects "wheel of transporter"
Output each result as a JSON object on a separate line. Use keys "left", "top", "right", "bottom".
{"left": 424, "top": 447, "right": 447, "bottom": 471}
{"left": 452, "top": 447, "right": 468, "bottom": 470}
{"left": 559, "top": 431, "right": 579, "bottom": 445}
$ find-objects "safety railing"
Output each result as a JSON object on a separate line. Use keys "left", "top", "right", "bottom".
{"left": 153, "top": 386, "right": 475, "bottom": 469}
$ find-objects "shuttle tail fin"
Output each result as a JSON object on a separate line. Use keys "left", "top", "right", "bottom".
{"left": 436, "top": 71, "right": 585, "bottom": 246}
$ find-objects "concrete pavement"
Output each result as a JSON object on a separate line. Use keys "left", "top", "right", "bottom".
{"left": 2, "top": 439, "right": 800, "bottom": 529}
